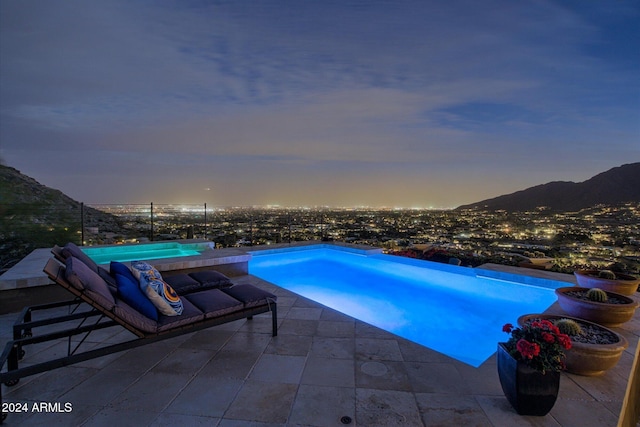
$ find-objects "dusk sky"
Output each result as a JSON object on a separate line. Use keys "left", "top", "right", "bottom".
{"left": 1, "top": 1, "right": 638, "bottom": 208}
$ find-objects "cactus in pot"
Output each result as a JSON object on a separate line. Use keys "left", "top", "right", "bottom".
{"left": 586, "top": 288, "right": 608, "bottom": 303}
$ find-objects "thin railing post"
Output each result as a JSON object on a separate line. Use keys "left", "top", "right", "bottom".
{"left": 249, "top": 210, "right": 253, "bottom": 246}
{"left": 150, "top": 202, "right": 154, "bottom": 242}
{"left": 204, "top": 203, "right": 207, "bottom": 240}
{"left": 80, "top": 202, "right": 85, "bottom": 246}
{"left": 288, "top": 212, "right": 292, "bottom": 244}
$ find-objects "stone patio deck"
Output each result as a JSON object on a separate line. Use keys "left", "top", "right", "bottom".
{"left": 1, "top": 267, "right": 639, "bottom": 426}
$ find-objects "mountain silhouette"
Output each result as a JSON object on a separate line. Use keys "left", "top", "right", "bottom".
{"left": 457, "top": 163, "right": 640, "bottom": 211}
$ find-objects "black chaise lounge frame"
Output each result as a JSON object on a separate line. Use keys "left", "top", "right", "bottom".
{"left": 0, "top": 255, "right": 277, "bottom": 423}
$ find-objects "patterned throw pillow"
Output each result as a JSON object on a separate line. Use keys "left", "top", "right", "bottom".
{"left": 130, "top": 261, "right": 183, "bottom": 316}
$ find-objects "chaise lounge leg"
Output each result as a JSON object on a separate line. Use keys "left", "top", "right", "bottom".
{"left": 272, "top": 304, "right": 278, "bottom": 337}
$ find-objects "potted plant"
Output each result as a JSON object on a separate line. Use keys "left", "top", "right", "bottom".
{"left": 519, "top": 314, "right": 629, "bottom": 376}
{"left": 574, "top": 269, "right": 639, "bottom": 296}
{"left": 497, "top": 319, "right": 571, "bottom": 416}
{"left": 555, "top": 287, "right": 639, "bottom": 327}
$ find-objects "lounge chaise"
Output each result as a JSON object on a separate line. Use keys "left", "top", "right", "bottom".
{"left": 0, "top": 243, "right": 277, "bottom": 423}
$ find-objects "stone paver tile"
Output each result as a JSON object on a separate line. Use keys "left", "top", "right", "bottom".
{"left": 277, "top": 318, "right": 318, "bottom": 336}
{"left": 550, "top": 398, "right": 618, "bottom": 427}
{"left": 301, "top": 357, "right": 355, "bottom": 388}
{"left": 59, "top": 367, "right": 143, "bottom": 405}
{"left": 292, "top": 296, "right": 320, "bottom": 308}
{"left": 82, "top": 408, "right": 160, "bottom": 427}
{"left": 454, "top": 359, "right": 504, "bottom": 396}
{"left": 320, "top": 307, "right": 354, "bottom": 322}
{"left": 5, "top": 365, "right": 98, "bottom": 402}
{"left": 224, "top": 381, "right": 297, "bottom": 424}
{"left": 356, "top": 360, "right": 412, "bottom": 391}
{"left": 397, "top": 338, "right": 455, "bottom": 363}
{"left": 107, "top": 372, "right": 192, "bottom": 412}
{"left": 286, "top": 307, "right": 323, "bottom": 320}
{"left": 150, "top": 413, "right": 220, "bottom": 426}
{"left": 178, "top": 329, "right": 234, "bottom": 351}
{"left": 415, "top": 393, "right": 492, "bottom": 427}
{"left": 356, "top": 337, "right": 403, "bottom": 361}
{"left": 151, "top": 348, "right": 214, "bottom": 375}
{"left": 165, "top": 376, "right": 243, "bottom": 417}
{"left": 406, "top": 362, "right": 469, "bottom": 394}
{"left": 249, "top": 354, "right": 306, "bottom": 384}
{"left": 220, "top": 331, "right": 273, "bottom": 354}
{"left": 218, "top": 419, "right": 286, "bottom": 427}
{"left": 107, "top": 342, "right": 174, "bottom": 373}
{"left": 289, "top": 384, "right": 356, "bottom": 426}
{"left": 310, "top": 336, "right": 355, "bottom": 359}
{"left": 356, "top": 388, "right": 423, "bottom": 427}
{"left": 239, "top": 315, "right": 278, "bottom": 335}
{"left": 264, "top": 334, "right": 313, "bottom": 356}
{"left": 198, "top": 350, "right": 261, "bottom": 379}
{"left": 316, "top": 320, "right": 355, "bottom": 338}
{"left": 475, "top": 395, "right": 561, "bottom": 427}
{"left": 355, "top": 321, "right": 392, "bottom": 338}
{"left": 3, "top": 403, "right": 101, "bottom": 426}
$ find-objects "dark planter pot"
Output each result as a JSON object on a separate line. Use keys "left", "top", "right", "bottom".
{"left": 497, "top": 343, "right": 560, "bottom": 416}
{"left": 574, "top": 270, "right": 639, "bottom": 296}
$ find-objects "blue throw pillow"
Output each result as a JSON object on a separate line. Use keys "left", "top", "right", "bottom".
{"left": 110, "top": 261, "right": 137, "bottom": 283}
{"left": 115, "top": 273, "right": 159, "bottom": 321}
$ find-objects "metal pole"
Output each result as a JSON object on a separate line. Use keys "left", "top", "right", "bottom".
{"left": 249, "top": 211, "right": 253, "bottom": 246}
{"left": 80, "top": 202, "right": 85, "bottom": 245}
{"left": 288, "top": 212, "right": 291, "bottom": 244}
{"left": 204, "top": 203, "right": 207, "bottom": 240}
{"left": 150, "top": 202, "right": 154, "bottom": 242}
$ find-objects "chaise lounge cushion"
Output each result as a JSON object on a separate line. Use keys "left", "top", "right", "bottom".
{"left": 112, "top": 299, "right": 158, "bottom": 334}
{"left": 188, "top": 271, "right": 233, "bottom": 289}
{"left": 163, "top": 274, "right": 202, "bottom": 295}
{"left": 156, "top": 297, "right": 204, "bottom": 332}
{"left": 222, "top": 284, "right": 277, "bottom": 308}
{"left": 115, "top": 273, "right": 159, "bottom": 321}
{"left": 62, "top": 242, "right": 117, "bottom": 295}
{"left": 185, "top": 289, "right": 244, "bottom": 319}
{"left": 65, "top": 256, "right": 116, "bottom": 311}
{"left": 62, "top": 242, "right": 99, "bottom": 273}
{"left": 131, "top": 261, "right": 184, "bottom": 316}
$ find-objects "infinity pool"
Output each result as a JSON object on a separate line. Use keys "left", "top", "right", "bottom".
{"left": 249, "top": 246, "right": 565, "bottom": 367}
{"left": 82, "top": 241, "right": 213, "bottom": 264}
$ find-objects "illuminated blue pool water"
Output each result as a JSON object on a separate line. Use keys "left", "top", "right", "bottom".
{"left": 249, "top": 246, "right": 566, "bottom": 367}
{"left": 82, "top": 242, "right": 212, "bottom": 264}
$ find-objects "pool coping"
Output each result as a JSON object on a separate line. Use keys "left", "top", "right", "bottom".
{"left": 0, "top": 241, "right": 578, "bottom": 292}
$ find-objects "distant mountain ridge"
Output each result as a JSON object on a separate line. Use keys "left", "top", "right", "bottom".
{"left": 0, "top": 165, "right": 127, "bottom": 272}
{"left": 457, "top": 163, "right": 640, "bottom": 211}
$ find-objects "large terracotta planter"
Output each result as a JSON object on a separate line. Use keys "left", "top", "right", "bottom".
{"left": 518, "top": 314, "right": 629, "bottom": 376}
{"left": 497, "top": 342, "right": 560, "bottom": 416}
{"left": 555, "top": 287, "right": 639, "bottom": 327}
{"left": 574, "top": 270, "right": 639, "bottom": 296}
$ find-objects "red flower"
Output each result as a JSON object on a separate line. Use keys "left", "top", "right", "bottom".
{"left": 502, "top": 317, "right": 570, "bottom": 373}
{"left": 540, "top": 320, "right": 554, "bottom": 329}
{"left": 542, "top": 332, "right": 555, "bottom": 343}
{"left": 516, "top": 339, "right": 541, "bottom": 359}
{"left": 557, "top": 334, "right": 572, "bottom": 350}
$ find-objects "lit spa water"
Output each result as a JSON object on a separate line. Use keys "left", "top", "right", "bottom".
{"left": 249, "top": 246, "right": 564, "bottom": 367}
{"left": 82, "top": 242, "right": 211, "bottom": 264}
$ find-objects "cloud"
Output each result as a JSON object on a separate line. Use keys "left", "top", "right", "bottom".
{"left": 1, "top": 0, "right": 638, "bottom": 206}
